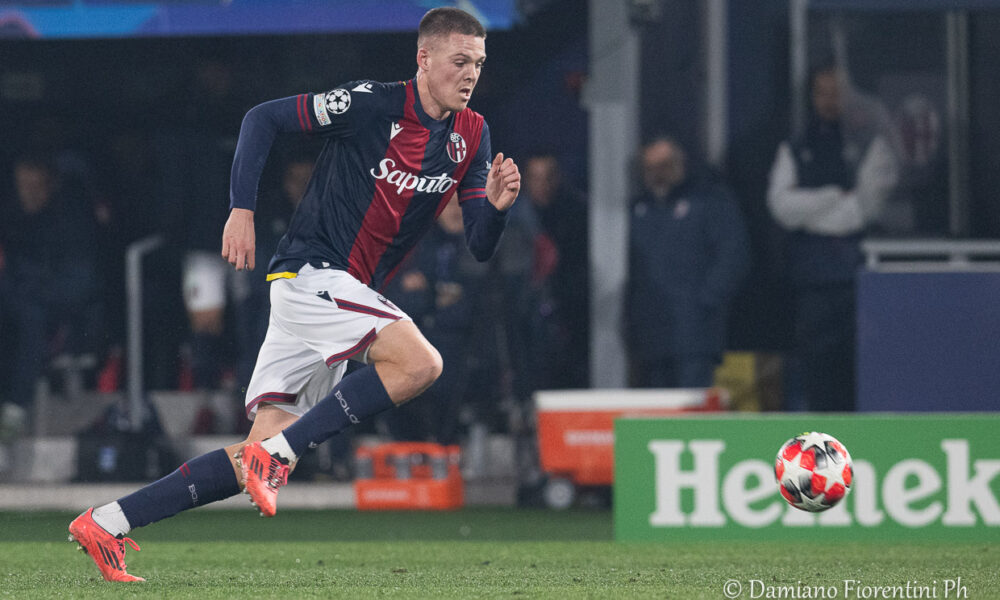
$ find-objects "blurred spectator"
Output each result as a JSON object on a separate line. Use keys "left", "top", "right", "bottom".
{"left": 517, "top": 152, "right": 590, "bottom": 390}
{"left": 382, "top": 198, "right": 491, "bottom": 444}
{"left": 158, "top": 59, "right": 250, "bottom": 391}
{"left": 91, "top": 129, "right": 162, "bottom": 393}
{"left": 627, "top": 137, "right": 750, "bottom": 388}
{"left": 767, "top": 64, "right": 898, "bottom": 412}
{"left": 0, "top": 155, "right": 101, "bottom": 430}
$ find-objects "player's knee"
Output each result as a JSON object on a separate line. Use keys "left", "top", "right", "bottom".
{"left": 402, "top": 344, "right": 443, "bottom": 392}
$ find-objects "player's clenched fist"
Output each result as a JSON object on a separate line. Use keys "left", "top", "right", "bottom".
{"left": 222, "top": 207, "right": 256, "bottom": 271}
{"left": 486, "top": 152, "right": 520, "bottom": 212}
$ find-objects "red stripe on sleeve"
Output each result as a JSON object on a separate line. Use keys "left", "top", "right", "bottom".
{"left": 295, "top": 94, "right": 307, "bottom": 131}
{"left": 303, "top": 94, "right": 313, "bottom": 131}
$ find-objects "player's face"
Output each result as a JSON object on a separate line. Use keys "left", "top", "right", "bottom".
{"left": 419, "top": 32, "right": 486, "bottom": 119}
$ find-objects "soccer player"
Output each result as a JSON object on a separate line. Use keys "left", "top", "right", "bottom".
{"left": 68, "top": 7, "right": 520, "bottom": 582}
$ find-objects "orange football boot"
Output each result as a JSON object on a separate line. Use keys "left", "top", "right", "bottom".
{"left": 237, "top": 442, "right": 290, "bottom": 517}
{"left": 68, "top": 508, "right": 144, "bottom": 582}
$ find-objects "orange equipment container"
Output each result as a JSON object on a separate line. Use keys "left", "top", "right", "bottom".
{"left": 535, "top": 388, "right": 727, "bottom": 487}
{"left": 354, "top": 442, "right": 463, "bottom": 510}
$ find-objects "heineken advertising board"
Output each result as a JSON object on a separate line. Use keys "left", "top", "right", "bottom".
{"left": 614, "top": 415, "right": 1000, "bottom": 541}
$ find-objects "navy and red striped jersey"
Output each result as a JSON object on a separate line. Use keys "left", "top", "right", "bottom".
{"left": 229, "top": 78, "right": 504, "bottom": 292}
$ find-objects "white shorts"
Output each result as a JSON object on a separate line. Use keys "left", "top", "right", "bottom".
{"left": 243, "top": 265, "right": 410, "bottom": 420}
{"left": 183, "top": 250, "right": 249, "bottom": 312}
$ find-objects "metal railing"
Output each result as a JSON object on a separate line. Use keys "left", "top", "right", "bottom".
{"left": 862, "top": 238, "right": 1000, "bottom": 271}
{"left": 125, "top": 235, "right": 164, "bottom": 431}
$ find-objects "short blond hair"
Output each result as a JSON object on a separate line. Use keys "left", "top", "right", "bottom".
{"left": 417, "top": 7, "right": 486, "bottom": 48}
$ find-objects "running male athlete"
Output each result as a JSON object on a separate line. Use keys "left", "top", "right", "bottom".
{"left": 68, "top": 7, "right": 520, "bottom": 582}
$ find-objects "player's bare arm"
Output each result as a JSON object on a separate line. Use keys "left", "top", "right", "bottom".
{"left": 486, "top": 152, "right": 520, "bottom": 211}
{"left": 222, "top": 207, "right": 256, "bottom": 271}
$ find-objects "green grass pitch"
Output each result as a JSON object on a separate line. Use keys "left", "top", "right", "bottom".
{"left": 1, "top": 508, "right": 997, "bottom": 599}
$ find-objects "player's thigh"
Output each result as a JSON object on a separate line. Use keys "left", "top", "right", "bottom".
{"left": 366, "top": 319, "right": 443, "bottom": 402}
{"left": 366, "top": 319, "right": 438, "bottom": 367}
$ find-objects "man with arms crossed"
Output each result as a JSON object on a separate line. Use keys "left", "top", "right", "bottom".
{"left": 69, "top": 7, "right": 520, "bottom": 582}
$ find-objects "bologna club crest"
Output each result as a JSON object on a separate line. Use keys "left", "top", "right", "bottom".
{"left": 446, "top": 132, "right": 467, "bottom": 163}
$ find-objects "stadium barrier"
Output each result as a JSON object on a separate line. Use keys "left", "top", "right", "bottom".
{"left": 614, "top": 414, "right": 1000, "bottom": 541}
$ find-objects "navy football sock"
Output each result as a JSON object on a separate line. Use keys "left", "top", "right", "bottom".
{"left": 281, "top": 364, "right": 394, "bottom": 457}
{"left": 117, "top": 448, "right": 240, "bottom": 529}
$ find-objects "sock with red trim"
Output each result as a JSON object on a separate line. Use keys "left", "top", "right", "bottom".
{"left": 115, "top": 448, "right": 240, "bottom": 530}
{"left": 280, "top": 363, "right": 394, "bottom": 457}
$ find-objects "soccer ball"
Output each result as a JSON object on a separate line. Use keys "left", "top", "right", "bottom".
{"left": 774, "top": 432, "right": 853, "bottom": 512}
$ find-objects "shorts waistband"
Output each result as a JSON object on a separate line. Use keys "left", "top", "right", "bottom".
{"left": 267, "top": 259, "right": 340, "bottom": 281}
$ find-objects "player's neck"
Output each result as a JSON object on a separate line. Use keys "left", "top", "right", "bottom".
{"left": 415, "top": 74, "right": 452, "bottom": 121}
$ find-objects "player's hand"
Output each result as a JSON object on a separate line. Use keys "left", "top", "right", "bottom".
{"left": 485, "top": 153, "right": 520, "bottom": 212}
{"left": 222, "top": 208, "right": 256, "bottom": 271}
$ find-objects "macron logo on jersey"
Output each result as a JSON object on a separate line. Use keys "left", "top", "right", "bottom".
{"left": 390, "top": 122, "right": 403, "bottom": 140}
{"left": 370, "top": 158, "right": 457, "bottom": 196}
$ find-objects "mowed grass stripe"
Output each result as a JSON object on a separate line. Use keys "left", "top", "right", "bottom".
{"left": 1, "top": 510, "right": 997, "bottom": 599}
{"left": 1, "top": 508, "right": 613, "bottom": 542}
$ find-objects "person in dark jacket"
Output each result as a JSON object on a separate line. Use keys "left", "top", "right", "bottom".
{"left": 767, "top": 65, "right": 898, "bottom": 412}
{"left": 627, "top": 137, "right": 750, "bottom": 388}
{"left": 0, "top": 155, "right": 101, "bottom": 419}
{"left": 519, "top": 153, "right": 590, "bottom": 390}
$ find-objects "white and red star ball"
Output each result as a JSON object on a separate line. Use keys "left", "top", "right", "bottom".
{"left": 774, "top": 431, "right": 853, "bottom": 512}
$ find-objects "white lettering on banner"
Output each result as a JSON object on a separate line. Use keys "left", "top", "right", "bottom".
{"left": 646, "top": 438, "right": 999, "bottom": 529}
{"left": 883, "top": 459, "right": 943, "bottom": 527}
{"left": 780, "top": 500, "right": 816, "bottom": 526}
{"left": 565, "top": 430, "right": 614, "bottom": 446}
{"left": 847, "top": 461, "right": 884, "bottom": 526}
{"left": 722, "top": 460, "right": 782, "bottom": 528}
{"left": 941, "top": 439, "right": 1000, "bottom": 525}
{"left": 777, "top": 461, "right": 885, "bottom": 527}
{"left": 369, "top": 158, "right": 457, "bottom": 196}
{"left": 648, "top": 440, "right": 726, "bottom": 526}
{"left": 363, "top": 489, "right": 410, "bottom": 501}
{"left": 816, "top": 497, "right": 851, "bottom": 526}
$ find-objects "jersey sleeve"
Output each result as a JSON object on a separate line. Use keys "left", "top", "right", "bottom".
{"left": 458, "top": 122, "right": 508, "bottom": 262}
{"left": 229, "top": 81, "right": 387, "bottom": 211}
{"left": 301, "top": 80, "right": 385, "bottom": 137}
{"left": 457, "top": 121, "right": 491, "bottom": 205}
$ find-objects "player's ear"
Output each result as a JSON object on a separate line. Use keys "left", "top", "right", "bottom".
{"left": 417, "top": 47, "right": 430, "bottom": 71}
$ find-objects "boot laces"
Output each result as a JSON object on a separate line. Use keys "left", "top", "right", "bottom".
{"left": 113, "top": 535, "right": 141, "bottom": 569}
{"left": 266, "top": 460, "right": 289, "bottom": 490}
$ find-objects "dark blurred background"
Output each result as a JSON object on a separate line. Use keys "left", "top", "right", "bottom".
{"left": 2, "top": 0, "right": 999, "bottom": 491}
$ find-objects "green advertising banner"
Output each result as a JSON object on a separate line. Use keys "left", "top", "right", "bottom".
{"left": 614, "top": 414, "right": 1000, "bottom": 541}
